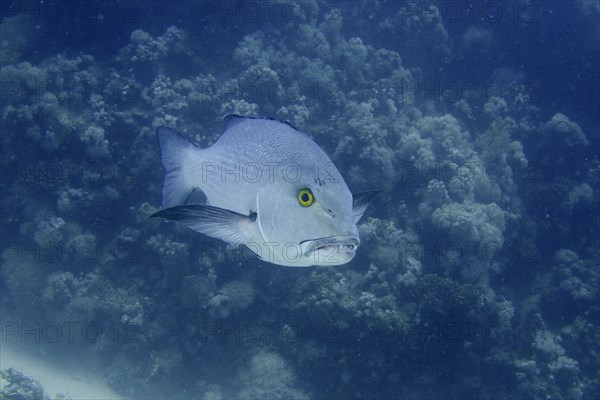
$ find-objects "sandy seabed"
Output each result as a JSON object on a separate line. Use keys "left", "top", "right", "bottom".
{"left": 0, "top": 342, "right": 123, "bottom": 400}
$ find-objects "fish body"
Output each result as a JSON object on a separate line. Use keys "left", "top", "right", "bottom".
{"left": 152, "top": 115, "right": 379, "bottom": 267}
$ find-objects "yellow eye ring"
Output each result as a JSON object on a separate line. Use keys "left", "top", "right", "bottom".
{"left": 298, "top": 188, "right": 314, "bottom": 207}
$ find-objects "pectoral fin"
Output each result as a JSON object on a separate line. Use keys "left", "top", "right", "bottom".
{"left": 150, "top": 205, "right": 257, "bottom": 245}
{"left": 352, "top": 190, "right": 383, "bottom": 223}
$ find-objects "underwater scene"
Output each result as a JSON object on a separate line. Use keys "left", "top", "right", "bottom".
{"left": 0, "top": 1, "right": 599, "bottom": 399}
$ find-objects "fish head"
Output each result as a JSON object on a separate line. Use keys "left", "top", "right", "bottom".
{"left": 256, "top": 176, "right": 360, "bottom": 267}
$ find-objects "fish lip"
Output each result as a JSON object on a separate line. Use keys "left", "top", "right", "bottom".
{"left": 300, "top": 236, "right": 360, "bottom": 257}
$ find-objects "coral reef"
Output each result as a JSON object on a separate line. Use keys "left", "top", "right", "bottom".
{"left": 208, "top": 280, "right": 255, "bottom": 319}
{"left": 237, "top": 351, "right": 309, "bottom": 400}
{"left": 0, "top": 1, "right": 598, "bottom": 399}
{"left": 0, "top": 368, "right": 69, "bottom": 400}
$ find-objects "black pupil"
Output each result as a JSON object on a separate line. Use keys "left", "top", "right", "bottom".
{"left": 301, "top": 193, "right": 310, "bottom": 202}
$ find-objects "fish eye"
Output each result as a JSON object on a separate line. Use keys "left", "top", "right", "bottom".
{"left": 297, "top": 188, "right": 314, "bottom": 207}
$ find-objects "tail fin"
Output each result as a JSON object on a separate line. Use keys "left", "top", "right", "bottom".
{"left": 157, "top": 126, "right": 198, "bottom": 208}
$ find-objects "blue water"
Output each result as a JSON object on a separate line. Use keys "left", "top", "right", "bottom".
{"left": 1, "top": 1, "right": 598, "bottom": 399}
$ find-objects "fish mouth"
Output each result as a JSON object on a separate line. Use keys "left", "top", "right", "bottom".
{"left": 300, "top": 236, "right": 360, "bottom": 262}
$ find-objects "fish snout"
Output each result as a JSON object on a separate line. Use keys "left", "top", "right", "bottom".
{"left": 300, "top": 236, "right": 360, "bottom": 265}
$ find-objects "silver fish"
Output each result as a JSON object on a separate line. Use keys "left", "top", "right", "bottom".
{"left": 151, "top": 115, "right": 379, "bottom": 267}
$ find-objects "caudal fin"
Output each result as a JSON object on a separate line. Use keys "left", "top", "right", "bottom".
{"left": 157, "top": 126, "right": 199, "bottom": 208}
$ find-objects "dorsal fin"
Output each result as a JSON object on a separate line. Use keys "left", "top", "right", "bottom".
{"left": 223, "top": 114, "right": 249, "bottom": 129}
{"left": 224, "top": 114, "right": 298, "bottom": 131}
